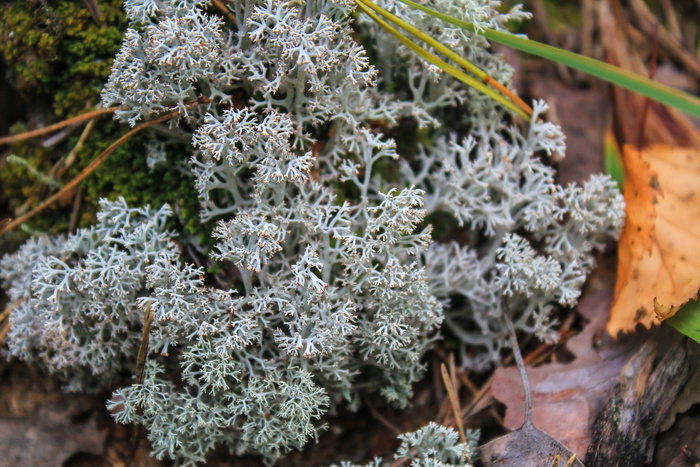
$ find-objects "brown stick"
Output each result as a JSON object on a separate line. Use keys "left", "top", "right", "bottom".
{"left": 68, "top": 187, "right": 84, "bottom": 234}
{"left": 127, "top": 305, "right": 155, "bottom": 467}
{"left": 0, "top": 107, "right": 116, "bottom": 146}
{"left": 586, "top": 335, "right": 688, "bottom": 465}
{"left": 54, "top": 117, "right": 97, "bottom": 179}
{"left": 0, "top": 300, "right": 20, "bottom": 345}
{"left": 0, "top": 321, "right": 9, "bottom": 345}
{"left": 135, "top": 306, "right": 155, "bottom": 386}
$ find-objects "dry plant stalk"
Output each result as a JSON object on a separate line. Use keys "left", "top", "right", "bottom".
{"left": 0, "top": 107, "right": 116, "bottom": 146}
{"left": 0, "top": 98, "right": 209, "bottom": 237}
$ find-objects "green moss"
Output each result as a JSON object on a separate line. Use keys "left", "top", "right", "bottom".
{"left": 0, "top": 145, "right": 55, "bottom": 206}
{"left": 0, "top": 1, "right": 213, "bottom": 244}
{"left": 0, "top": 0, "right": 127, "bottom": 118}
{"left": 66, "top": 121, "right": 213, "bottom": 243}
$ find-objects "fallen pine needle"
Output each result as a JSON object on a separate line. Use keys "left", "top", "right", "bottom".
{"left": 441, "top": 363, "right": 467, "bottom": 444}
{"left": 0, "top": 107, "right": 116, "bottom": 146}
{"left": 0, "top": 99, "right": 208, "bottom": 237}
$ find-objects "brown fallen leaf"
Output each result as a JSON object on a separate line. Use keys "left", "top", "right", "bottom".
{"left": 490, "top": 286, "right": 643, "bottom": 459}
{"left": 596, "top": 0, "right": 700, "bottom": 335}
{"left": 479, "top": 304, "right": 584, "bottom": 467}
{"left": 478, "top": 419, "right": 583, "bottom": 467}
{"left": 608, "top": 144, "right": 700, "bottom": 334}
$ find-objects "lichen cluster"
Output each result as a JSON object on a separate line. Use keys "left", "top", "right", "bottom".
{"left": 0, "top": 0, "right": 624, "bottom": 465}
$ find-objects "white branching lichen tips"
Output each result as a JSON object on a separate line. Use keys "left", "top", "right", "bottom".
{"left": 1, "top": 0, "right": 626, "bottom": 464}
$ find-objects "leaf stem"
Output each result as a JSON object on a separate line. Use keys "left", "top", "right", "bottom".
{"left": 502, "top": 298, "right": 532, "bottom": 424}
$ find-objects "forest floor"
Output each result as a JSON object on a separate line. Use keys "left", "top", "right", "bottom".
{"left": 0, "top": 1, "right": 699, "bottom": 466}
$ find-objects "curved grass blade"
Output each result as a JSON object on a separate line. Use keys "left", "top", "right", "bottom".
{"left": 355, "top": 0, "right": 531, "bottom": 121}
{"left": 396, "top": 0, "right": 700, "bottom": 118}
{"left": 357, "top": 0, "right": 532, "bottom": 116}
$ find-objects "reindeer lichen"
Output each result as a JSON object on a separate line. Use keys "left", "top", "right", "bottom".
{"left": 0, "top": 0, "right": 624, "bottom": 464}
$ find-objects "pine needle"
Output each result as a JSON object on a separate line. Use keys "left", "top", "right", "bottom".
{"left": 0, "top": 98, "right": 209, "bottom": 237}
{"left": 0, "top": 107, "right": 116, "bottom": 146}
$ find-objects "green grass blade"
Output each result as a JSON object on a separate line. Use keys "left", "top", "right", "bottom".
{"left": 358, "top": 0, "right": 532, "bottom": 116}
{"left": 396, "top": 0, "right": 700, "bottom": 118}
{"left": 355, "top": 0, "right": 531, "bottom": 120}
{"left": 665, "top": 299, "right": 700, "bottom": 344}
{"left": 360, "top": 0, "right": 487, "bottom": 80}
{"left": 483, "top": 30, "right": 700, "bottom": 118}
{"left": 395, "top": 0, "right": 476, "bottom": 32}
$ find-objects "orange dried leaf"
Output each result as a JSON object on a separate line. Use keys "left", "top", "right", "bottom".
{"left": 608, "top": 144, "right": 700, "bottom": 335}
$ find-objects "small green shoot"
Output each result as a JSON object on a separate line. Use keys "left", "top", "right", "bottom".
{"left": 666, "top": 299, "right": 700, "bottom": 344}
{"left": 603, "top": 130, "right": 625, "bottom": 190}
{"left": 7, "top": 155, "right": 62, "bottom": 190}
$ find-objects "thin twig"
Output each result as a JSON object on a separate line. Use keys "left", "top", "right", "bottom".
{"left": 211, "top": 0, "right": 237, "bottom": 25}
{"left": 635, "top": 22, "right": 659, "bottom": 150}
{"left": 440, "top": 363, "right": 467, "bottom": 444}
{"left": 0, "top": 300, "right": 19, "bottom": 345}
{"left": 0, "top": 321, "right": 9, "bottom": 345}
{"left": 434, "top": 347, "right": 456, "bottom": 425}
{"left": 502, "top": 300, "right": 532, "bottom": 424}
{"left": 0, "top": 99, "right": 207, "bottom": 237}
{"left": 458, "top": 371, "right": 478, "bottom": 397}
{"left": 629, "top": 0, "right": 700, "bottom": 80}
{"left": 0, "top": 107, "right": 116, "bottom": 146}
{"left": 68, "top": 187, "right": 84, "bottom": 234}
{"left": 660, "top": 0, "right": 682, "bottom": 41}
{"left": 363, "top": 395, "right": 402, "bottom": 435}
{"left": 433, "top": 352, "right": 451, "bottom": 425}
{"left": 54, "top": 117, "right": 97, "bottom": 179}
{"left": 127, "top": 305, "right": 155, "bottom": 467}
{"left": 135, "top": 306, "right": 155, "bottom": 386}
{"left": 81, "top": 0, "right": 105, "bottom": 26}
{"left": 0, "top": 302, "right": 14, "bottom": 327}
{"left": 531, "top": 0, "right": 575, "bottom": 83}
{"left": 461, "top": 346, "right": 515, "bottom": 419}
{"left": 580, "top": 0, "right": 595, "bottom": 62}
{"left": 41, "top": 123, "right": 82, "bottom": 148}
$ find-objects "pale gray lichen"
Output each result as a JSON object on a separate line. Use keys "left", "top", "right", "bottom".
{"left": 408, "top": 102, "right": 624, "bottom": 369}
{"left": 336, "top": 421, "right": 479, "bottom": 467}
{"left": 1, "top": 0, "right": 625, "bottom": 464}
